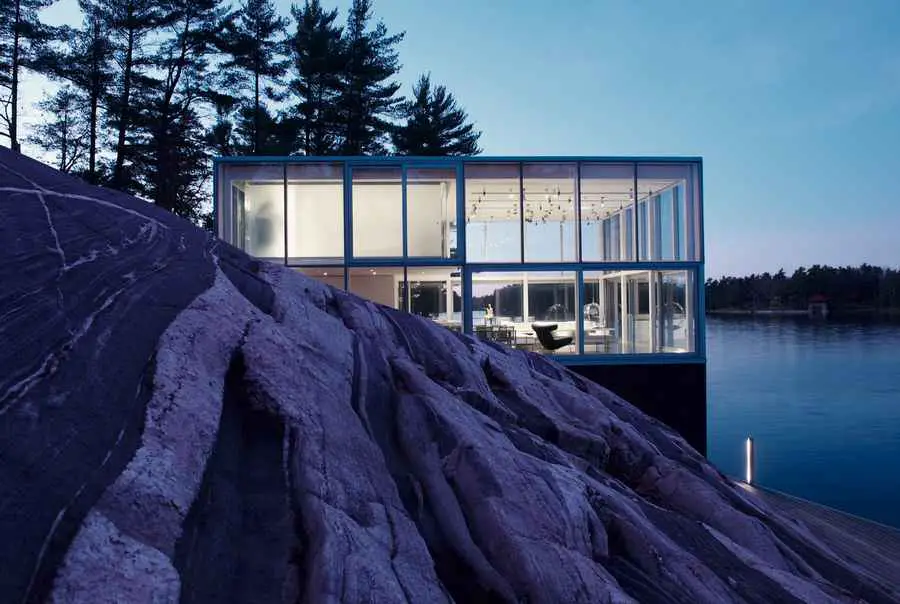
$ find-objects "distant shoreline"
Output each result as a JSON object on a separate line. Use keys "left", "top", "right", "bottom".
{"left": 707, "top": 308, "right": 900, "bottom": 318}
{"left": 707, "top": 309, "right": 807, "bottom": 316}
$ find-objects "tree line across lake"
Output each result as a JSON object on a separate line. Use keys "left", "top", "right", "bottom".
{"left": 1, "top": 0, "right": 482, "bottom": 224}
{"left": 705, "top": 264, "right": 900, "bottom": 315}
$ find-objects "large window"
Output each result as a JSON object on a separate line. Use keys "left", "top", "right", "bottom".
{"left": 225, "top": 163, "right": 285, "bottom": 261}
{"left": 637, "top": 164, "right": 697, "bottom": 261}
{"left": 523, "top": 163, "right": 577, "bottom": 262}
{"left": 408, "top": 266, "right": 462, "bottom": 330}
{"left": 465, "top": 163, "right": 521, "bottom": 262}
{"left": 583, "top": 269, "right": 696, "bottom": 354}
{"left": 581, "top": 163, "right": 635, "bottom": 262}
{"left": 526, "top": 271, "right": 578, "bottom": 355}
{"left": 583, "top": 270, "right": 649, "bottom": 353}
{"left": 407, "top": 167, "right": 458, "bottom": 259}
{"left": 654, "top": 270, "right": 695, "bottom": 352}
{"left": 352, "top": 167, "right": 403, "bottom": 258}
{"left": 470, "top": 270, "right": 577, "bottom": 355}
{"left": 287, "top": 163, "right": 343, "bottom": 264}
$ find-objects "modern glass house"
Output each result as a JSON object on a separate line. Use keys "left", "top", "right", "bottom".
{"left": 214, "top": 156, "right": 708, "bottom": 452}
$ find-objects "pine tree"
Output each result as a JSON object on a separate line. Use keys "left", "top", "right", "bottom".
{"left": 392, "top": 73, "right": 481, "bottom": 156}
{"left": 336, "top": 0, "right": 403, "bottom": 155}
{"left": 0, "top": 0, "right": 56, "bottom": 151}
{"left": 35, "top": 1, "right": 117, "bottom": 182}
{"left": 130, "top": 0, "right": 228, "bottom": 217}
{"left": 218, "top": 0, "right": 287, "bottom": 155}
{"left": 104, "top": 0, "right": 166, "bottom": 189}
{"left": 206, "top": 91, "right": 238, "bottom": 156}
{"left": 25, "top": 86, "right": 88, "bottom": 172}
{"left": 233, "top": 102, "right": 282, "bottom": 154}
{"left": 284, "top": 0, "right": 343, "bottom": 155}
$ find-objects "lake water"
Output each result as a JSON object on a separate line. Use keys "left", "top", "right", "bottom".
{"left": 706, "top": 316, "right": 900, "bottom": 529}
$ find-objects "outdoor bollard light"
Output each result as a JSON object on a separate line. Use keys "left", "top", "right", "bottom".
{"left": 745, "top": 436, "right": 755, "bottom": 485}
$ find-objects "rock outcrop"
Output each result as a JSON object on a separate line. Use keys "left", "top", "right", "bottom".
{"left": 1, "top": 148, "right": 898, "bottom": 603}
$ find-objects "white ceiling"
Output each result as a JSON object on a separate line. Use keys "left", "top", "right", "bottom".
{"left": 466, "top": 177, "right": 683, "bottom": 221}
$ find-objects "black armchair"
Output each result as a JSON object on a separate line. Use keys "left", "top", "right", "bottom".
{"left": 531, "top": 323, "right": 573, "bottom": 351}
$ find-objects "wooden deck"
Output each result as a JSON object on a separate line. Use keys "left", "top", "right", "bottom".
{"left": 738, "top": 483, "right": 900, "bottom": 586}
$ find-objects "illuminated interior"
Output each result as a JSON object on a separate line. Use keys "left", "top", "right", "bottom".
{"left": 217, "top": 157, "right": 703, "bottom": 359}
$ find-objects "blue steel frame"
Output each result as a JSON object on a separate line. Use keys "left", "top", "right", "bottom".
{"left": 212, "top": 155, "right": 706, "bottom": 365}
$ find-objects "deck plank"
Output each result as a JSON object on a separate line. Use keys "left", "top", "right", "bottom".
{"left": 739, "top": 484, "right": 900, "bottom": 585}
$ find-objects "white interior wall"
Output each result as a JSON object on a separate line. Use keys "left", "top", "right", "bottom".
{"left": 313, "top": 274, "right": 345, "bottom": 289}
{"left": 352, "top": 184, "right": 403, "bottom": 256}
{"left": 288, "top": 183, "right": 343, "bottom": 259}
{"left": 408, "top": 181, "right": 453, "bottom": 257}
{"left": 350, "top": 274, "right": 399, "bottom": 307}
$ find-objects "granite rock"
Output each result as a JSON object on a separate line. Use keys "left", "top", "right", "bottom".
{"left": 1, "top": 148, "right": 898, "bottom": 604}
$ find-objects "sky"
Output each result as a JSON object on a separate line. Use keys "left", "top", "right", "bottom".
{"left": 19, "top": 0, "right": 900, "bottom": 278}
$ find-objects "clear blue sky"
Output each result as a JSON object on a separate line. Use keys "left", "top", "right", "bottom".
{"left": 25, "top": 0, "right": 900, "bottom": 277}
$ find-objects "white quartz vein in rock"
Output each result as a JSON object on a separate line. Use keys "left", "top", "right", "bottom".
{"left": 50, "top": 269, "right": 262, "bottom": 600}
{"left": 0, "top": 185, "right": 168, "bottom": 227}
{"left": 0, "top": 274, "right": 138, "bottom": 414}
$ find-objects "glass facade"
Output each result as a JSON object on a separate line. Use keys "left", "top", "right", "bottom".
{"left": 217, "top": 156, "right": 704, "bottom": 362}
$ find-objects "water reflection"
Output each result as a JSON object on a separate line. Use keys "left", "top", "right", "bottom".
{"left": 707, "top": 316, "right": 900, "bottom": 528}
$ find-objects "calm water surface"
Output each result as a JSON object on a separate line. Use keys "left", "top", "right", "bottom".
{"left": 707, "top": 316, "right": 900, "bottom": 528}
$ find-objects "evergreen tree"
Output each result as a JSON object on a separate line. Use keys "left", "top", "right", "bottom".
{"left": 206, "top": 92, "right": 238, "bottom": 156}
{"left": 67, "top": 2, "right": 115, "bottom": 182}
{"left": 336, "top": 0, "right": 403, "bottom": 155}
{"left": 233, "top": 102, "right": 282, "bottom": 154}
{"left": 36, "top": 1, "right": 117, "bottom": 182}
{"left": 25, "top": 85, "right": 87, "bottom": 172}
{"left": 285, "top": 0, "right": 343, "bottom": 155}
{"left": 392, "top": 73, "right": 481, "bottom": 156}
{"left": 104, "top": 0, "right": 166, "bottom": 189}
{"left": 218, "top": 0, "right": 288, "bottom": 155}
{"left": 0, "top": 0, "right": 56, "bottom": 151}
{"left": 130, "top": 0, "right": 228, "bottom": 217}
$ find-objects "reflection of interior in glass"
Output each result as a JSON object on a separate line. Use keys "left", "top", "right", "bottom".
{"left": 465, "top": 164, "right": 521, "bottom": 262}
{"left": 352, "top": 167, "right": 403, "bottom": 258}
{"left": 406, "top": 267, "right": 462, "bottom": 330}
{"left": 580, "top": 164, "right": 634, "bottom": 262}
{"left": 227, "top": 164, "right": 285, "bottom": 260}
{"left": 656, "top": 270, "right": 694, "bottom": 352}
{"left": 583, "top": 270, "right": 694, "bottom": 354}
{"left": 581, "top": 163, "right": 695, "bottom": 262}
{"left": 407, "top": 168, "right": 458, "bottom": 259}
{"left": 637, "top": 164, "right": 693, "bottom": 261}
{"left": 471, "top": 271, "right": 577, "bottom": 355}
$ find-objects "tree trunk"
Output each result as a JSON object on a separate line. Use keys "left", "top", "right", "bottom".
{"left": 113, "top": 24, "right": 136, "bottom": 187}
{"left": 86, "top": 17, "right": 103, "bottom": 183}
{"left": 61, "top": 109, "right": 68, "bottom": 171}
{"left": 254, "top": 71, "right": 260, "bottom": 154}
{"left": 10, "top": 0, "right": 21, "bottom": 151}
{"left": 88, "top": 92, "right": 98, "bottom": 180}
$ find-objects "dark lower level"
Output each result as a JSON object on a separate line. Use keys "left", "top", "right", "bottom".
{"left": 567, "top": 362, "right": 707, "bottom": 456}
